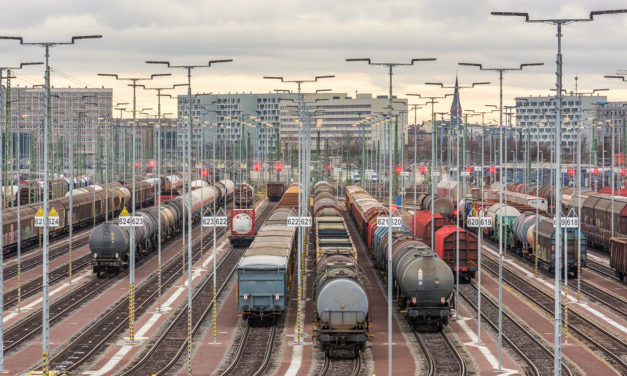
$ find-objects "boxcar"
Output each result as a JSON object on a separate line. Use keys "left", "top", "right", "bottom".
{"left": 433, "top": 225, "right": 478, "bottom": 280}
{"left": 610, "top": 237, "right": 627, "bottom": 281}
{"left": 266, "top": 182, "right": 286, "bottom": 202}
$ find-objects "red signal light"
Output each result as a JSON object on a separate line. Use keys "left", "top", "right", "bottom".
{"left": 593, "top": 168, "right": 599, "bottom": 176}
{"left": 622, "top": 169, "right": 626, "bottom": 176}
{"left": 276, "top": 163, "right": 283, "bottom": 171}
{"left": 419, "top": 166, "right": 426, "bottom": 175}
{"left": 254, "top": 163, "right": 260, "bottom": 171}
{"left": 201, "top": 169, "right": 208, "bottom": 177}
{"left": 568, "top": 168, "right": 574, "bottom": 177}
{"left": 466, "top": 167, "right": 472, "bottom": 173}
{"left": 489, "top": 166, "right": 495, "bottom": 174}
{"left": 326, "top": 164, "right": 331, "bottom": 170}
{"left": 453, "top": 209, "right": 458, "bottom": 216}
{"left": 149, "top": 161, "right": 155, "bottom": 168}
{"left": 395, "top": 166, "right": 402, "bottom": 174}
{"left": 135, "top": 162, "right": 140, "bottom": 167}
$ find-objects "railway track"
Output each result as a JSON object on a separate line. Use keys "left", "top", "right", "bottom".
{"left": 457, "top": 283, "right": 573, "bottom": 376}
{"left": 587, "top": 259, "right": 619, "bottom": 281}
{"left": 33, "top": 224, "right": 226, "bottom": 374}
{"left": 573, "top": 278, "right": 627, "bottom": 319}
{"left": 120, "top": 201, "right": 277, "bottom": 376}
{"left": 482, "top": 256, "right": 627, "bottom": 374}
{"left": 3, "top": 230, "right": 90, "bottom": 280}
{"left": 3, "top": 253, "right": 92, "bottom": 310}
{"left": 485, "top": 241, "right": 626, "bottom": 320}
{"left": 321, "top": 353, "right": 361, "bottom": 376}
{"left": 22, "top": 200, "right": 267, "bottom": 375}
{"left": 219, "top": 322, "right": 278, "bottom": 376}
{"left": 414, "top": 330, "right": 466, "bottom": 376}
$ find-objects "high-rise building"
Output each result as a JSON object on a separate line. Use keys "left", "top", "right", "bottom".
{"left": 1, "top": 86, "right": 112, "bottom": 162}
{"left": 177, "top": 92, "right": 408, "bottom": 160}
{"left": 515, "top": 94, "right": 607, "bottom": 151}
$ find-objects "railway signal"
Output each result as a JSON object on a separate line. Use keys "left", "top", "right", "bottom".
{"left": 254, "top": 163, "right": 261, "bottom": 171}
{"left": 568, "top": 168, "right": 575, "bottom": 177}
{"left": 276, "top": 163, "right": 283, "bottom": 171}
{"left": 395, "top": 166, "right": 402, "bottom": 174}
{"left": 490, "top": 166, "right": 495, "bottom": 174}
{"left": 149, "top": 161, "right": 155, "bottom": 168}
{"left": 420, "top": 166, "right": 426, "bottom": 175}
{"left": 326, "top": 163, "right": 331, "bottom": 170}
{"left": 466, "top": 166, "right": 472, "bottom": 173}
{"left": 202, "top": 169, "right": 208, "bottom": 177}
{"left": 594, "top": 168, "right": 599, "bottom": 176}
{"left": 622, "top": 169, "right": 626, "bottom": 176}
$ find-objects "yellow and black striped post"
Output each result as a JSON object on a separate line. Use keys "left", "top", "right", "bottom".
{"left": 129, "top": 282, "right": 135, "bottom": 342}
{"left": 188, "top": 306, "right": 192, "bottom": 375}
{"left": 42, "top": 350, "right": 47, "bottom": 376}
{"left": 158, "top": 262, "right": 162, "bottom": 312}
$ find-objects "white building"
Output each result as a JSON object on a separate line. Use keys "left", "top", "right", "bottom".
{"left": 515, "top": 94, "right": 607, "bottom": 151}
{"left": 177, "top": 92, "right": 408, "bottom": 159}
{"left": 1, "top": 86, "right": 112, "bottom": 160}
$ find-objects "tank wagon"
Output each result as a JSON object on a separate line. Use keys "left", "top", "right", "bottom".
{"left": 266, "top": 182, "right": 286, "bottom": 202}
{"left": 485, "top": 203, "right": 521, "bottom": 248}
{"left": 345, "top": 185, "right": 455, "bottom": 329}
{"left": 234, "top": 183, "right": 255, "bottom": 208}
{"left": 418, "top": 193, "right": 454, "bottom": 218}
{"left": 532, "top": 217, "right": 587, "bottom": 276}
{"left": 1, "top": 179, "right": 153, "bottom": 255}
{"left": 236, "top": 207, "right": 298, "bottom": 318}
{"left": 312, "top": 181, "right": 370, "bottom": 354}
{"left": 90, "top": 182, "right": 229, "bottom": 276}
{"left": 229, "top": 209, "right": 256, "bottom": 247}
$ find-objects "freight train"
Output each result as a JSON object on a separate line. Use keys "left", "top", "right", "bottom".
{"left": 346, "top": 185, "right": 454, "bottom": 329}
{"left": 1, "top": 179, "right": 154, "bottom": 254}
{"left": 236, "top": 205, "right": 298, "bottom": 318}
{"left": 89, "top": 180, "right": 234, "bottom": 276}
{"left": 510, "top": 214, "right": 587, "bottom": 276}
{"left": 312, "top": 181, "right": 370, "bottom": 355}
{"left": 2, "top": 175, "right": 94, "bottom": 207}
{"left": 266, "top": 182, "right": 286, "bottom": 202}
{"left": 408, "top": 210, "right": 477, "bottom": 280}
{"left": 234, "top": 183, "right": 255, "bottom": 208}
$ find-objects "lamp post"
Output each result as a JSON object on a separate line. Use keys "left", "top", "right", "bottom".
{"left": 0, "top": 66, "right": 42, "bottom": 356}
{"left": 143, "top": 85, "right": 185, "bottom": 311}
{"left": 346, "top": 57, "right": 435, "bottom": 376}
{"left": 407, "top": 93, "right": 453, "bottom": 245}
{"left": 147, "top": 58, "right": 232, "bottom": 374}
{"left": 458, "top": 61, "right": 542, "bottom": 371}
{"left": 98, "top": 72, "right": 170, "bottom": 347}
{"left": 424, "top": 80, "right": 490, "bottom": 323}
{"left": 1, "top": 34, "right": 101, "bottom": 376}
{"left": 264, "top": 74, "right": 334, "bottom": 345}
{"left": 492, "top": 9, "right": 627, "bottom": 374}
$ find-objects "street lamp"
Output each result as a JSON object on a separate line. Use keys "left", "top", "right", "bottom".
{"left": 491, "top": 8, "right": 627, "bottom": 374}
{"left": 264, "top": 74, "right": 334, "bottom": 345}
{"left": 0, "top": 34, "right": 101, "bottom": 376}
{"left": 458, "top": 61, "right": 542, "bottom": 371}
{"left": 147, "top": 58, "right": 232, "bottom": 372}
{"left": 98, "top": 72, "right": 170, "bottom": 346}
{"left": 347, "top": 57, "right": 435, "bottom": 376}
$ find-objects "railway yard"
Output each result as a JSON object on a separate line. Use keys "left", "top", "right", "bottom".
{"left": 0, "top": 177, "right": 623, "bottom": 376}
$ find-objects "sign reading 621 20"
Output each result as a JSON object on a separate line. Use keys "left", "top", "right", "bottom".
{"left": 376, "top": 217, "right": 402, "bottom": 228}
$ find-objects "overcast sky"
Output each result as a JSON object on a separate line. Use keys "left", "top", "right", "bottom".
{"left": 1, "top": 0, "right": 627, "bottom": 122}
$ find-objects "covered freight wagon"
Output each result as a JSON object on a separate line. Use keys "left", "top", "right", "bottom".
{"left": 534, "top": 217, "right": 587, "bottom": 276}
{"left": 411, "top": 210, "right": 446, "bottom": 246}
{"left": 433, "top": 225, "right": 478, "bottom": 280}
{"left": 610, "top": 237, "right": 627, "bottom": 281}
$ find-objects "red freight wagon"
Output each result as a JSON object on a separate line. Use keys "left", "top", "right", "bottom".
{"left": 610, "top": 237, "right": 627, "bottom": 282}
{"left": 412, "top": 210, "right": 446, "bottom": 247}
{"left": 434, "top": 225, "right": 478, "bottom": 280}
